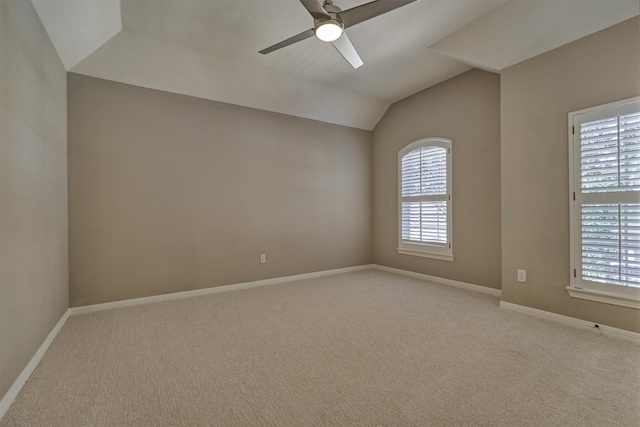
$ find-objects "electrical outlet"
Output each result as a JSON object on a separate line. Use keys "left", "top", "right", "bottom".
{"left": 260, "top": 254, "right": 266, "bottom": 264}
{"left": 517, "top": 269, "right": 527, "bottom": 283}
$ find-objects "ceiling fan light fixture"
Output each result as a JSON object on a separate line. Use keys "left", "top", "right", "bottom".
{"left": 314, "top": 19, "right": 343, "bottom": 42}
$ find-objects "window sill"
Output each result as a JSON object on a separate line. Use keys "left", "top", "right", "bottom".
{"left": 397, "top": 248, "right": 454, "bottom": 262}
{"left": 565, "top": 286, "right": 640, "bottom": 310}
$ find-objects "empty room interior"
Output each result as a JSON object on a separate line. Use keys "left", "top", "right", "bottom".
{"left": 1, "top": 0, "right": 640, "bottom": 425}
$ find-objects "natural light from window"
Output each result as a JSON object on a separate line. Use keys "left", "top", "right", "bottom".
{"left": 568, "top": 97, "right": 640, "bottom": 308}
{"left": 398, "top": 138, "right": 453, "bottom": 261}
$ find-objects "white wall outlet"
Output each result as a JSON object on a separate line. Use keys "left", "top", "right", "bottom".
{"left": 517, "top": 269, "right": 527, "bottom": 283}
{"left": 260, "top": 253, "right": 266, "bottom": 264}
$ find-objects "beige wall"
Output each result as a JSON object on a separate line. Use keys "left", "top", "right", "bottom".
{"left": 0, "top": 0, "right": 68, "bottom": 399}
{"left": 68, "top": 74, "right": 372, "bottom": 306}
{"left": 372, "top": 70, "right": 502, "bottom": 289}
{"left": 501, "top": 17, "right": 640, "bottom": 332}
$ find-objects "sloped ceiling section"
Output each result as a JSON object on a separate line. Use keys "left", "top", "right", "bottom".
{"left": 70, "top": 31, "right": 390, "bottom": 130}
{"left": 32, "top": 0, "right": 640, "bottom": 130}
{"left": 430, "top": 0, "right": 640, "bottom": 72}
{"left": 31, "top": 0, "right": 121, "bottom": 70}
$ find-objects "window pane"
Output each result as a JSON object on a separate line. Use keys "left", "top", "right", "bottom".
{"left": 621, "top": 203, "right": 640, "bottom": 287}
{"left": 581, "top": 204, "right": 620, "bottom": 283}
{"left": 581, "top": 113, "right": 640, "bottom": 193}
{"left": 401, "top": 149, "right": 421, "bottom": 196}
{"left": 581, "top": 203, "right": 640, "bottom": 288}
{"left": 620, "top": 112, "right": 640, "bottom": 191}
{"left": 580, "top": 117, "right": 619, "bottom": 193}
{"left": 420, "top": 147, "right": 447, "bottom": 196}
{"left": 401, "top": 146, "right": 447, "bottom": 197}
{"left": 402, "top": 201, "right": 447, "bottom": 244}
{"left": 401, "top": 201, "right": 422, "bottom": 241}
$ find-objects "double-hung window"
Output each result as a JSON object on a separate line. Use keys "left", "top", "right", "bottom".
{"left": 568, "top": 97, "right": 640, "bottom": 309}
{"left": 398, "top": 138, "right": 453, "bottom": 261}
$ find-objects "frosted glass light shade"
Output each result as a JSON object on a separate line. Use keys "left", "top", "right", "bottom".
{"left": 315, "top": 20, "right": 343, "bottom": 42}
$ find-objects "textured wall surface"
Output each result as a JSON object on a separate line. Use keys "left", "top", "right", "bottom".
{"left": 0, "top": 0, "right": 68, "bottom": 399}
{"left": 373, "top": 69, "right": 502, "bottom": 290}
{"left": 501, "top": 17, "right": 640, "bottom": 332}
{"left": 68, "top": 74, "right": 372, "bottom": 306}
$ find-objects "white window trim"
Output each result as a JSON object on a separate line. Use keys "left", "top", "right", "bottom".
{"left": 567, "top": 96, "right": 640, "bottom": 309}
{"left": 397, "top": 137, "right": 453, "bottom": 261}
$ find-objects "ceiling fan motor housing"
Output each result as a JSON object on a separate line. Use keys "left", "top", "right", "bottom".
{"left": 315, "top": 0, "right": 343, "bottom": 28}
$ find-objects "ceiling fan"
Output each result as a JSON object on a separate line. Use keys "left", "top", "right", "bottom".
{"left": 259, "top": 0, "right": 418, "bottom": 69}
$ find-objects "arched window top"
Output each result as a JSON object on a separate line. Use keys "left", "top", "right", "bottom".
{"left": 399, "top": 137, "right": 451, "bottom": 157}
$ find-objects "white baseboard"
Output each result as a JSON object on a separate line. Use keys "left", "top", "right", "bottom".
{"left": 372, "top": 264, "right": 502, "bottom": 297}
{"left": 0, "top": 309, "right": 70, "bottom": 421}
{"left": 70, "top": 264, "right": 375, "bottom": 315}
{"left": 499, "top": 301, "right": 640, "bottom": 342}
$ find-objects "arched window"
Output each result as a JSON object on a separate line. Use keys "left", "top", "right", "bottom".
{"left": 398, "top": 138, "right": 453, "bottom": 261}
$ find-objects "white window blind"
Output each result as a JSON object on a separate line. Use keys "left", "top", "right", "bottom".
{"left": 398, "top": 138, "right": 452, "bottom": 260}
{"left": 568, "top": 97, "right": 640, "bottom": 308}
{"left": 580, "top": 113, "right": 640, "bottom": 193}
{"left": 581, "top": 204, "right": 639, "bottom": 287}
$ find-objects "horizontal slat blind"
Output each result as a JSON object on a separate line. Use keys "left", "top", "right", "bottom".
{"left": 581, "top": 112, "right": 640, "bottom": 193}
{"left": 401, "top": 201, "right": 447, "bottom": 244}
{"left": 581, "top": 204, "right": 640, "bottom": 288}
{"left": 621, "top": 112, "right": 640, "bottom": 191}
{"left": 401, "top": 145, "right": 449, "bottom": 245}
{"left": 579, "top": 108, "right": 640, "bottom": 289}
{"left": 582, "top": 204, "right": 620, "bottom": 283}
{"left": 621, "top": 204, "right": 640, "bottom": 287}
{"left": 401, "top": 149, "right": 421, "bottom": 196}
{"left": 401, "top": 146, "right": 447, "bottom": 197}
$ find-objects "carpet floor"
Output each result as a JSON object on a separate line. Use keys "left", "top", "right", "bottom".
{"left": 2, "top": 269, "right": 639, "bottom": 426}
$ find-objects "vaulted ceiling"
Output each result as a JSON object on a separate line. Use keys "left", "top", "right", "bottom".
{"left": 32, "top": 0, "right": 639, "bottom": 130}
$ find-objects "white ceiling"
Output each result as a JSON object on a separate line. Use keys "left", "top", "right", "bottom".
{"left": 31, "top": 0, "right": 121, "bottom": 69}
{"left": 33, "top": 0, "right": 639, "bottom": 130}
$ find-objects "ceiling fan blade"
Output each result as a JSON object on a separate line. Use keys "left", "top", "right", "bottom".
{"left": 299, "top": 0, "right": 330, "bottom": 19}
{"left": 259, "top": 29, "right": 316, "bottom": 54}
{"left": 331, "top": 32, "right": 363, "bottom": 69}
{"left": 338, "top": 0, "right": 418, "bottom": 29}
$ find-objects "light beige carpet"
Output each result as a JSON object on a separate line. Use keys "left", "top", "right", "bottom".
{"left": 2, "top": 270, "right": 639, "bottom": 426}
